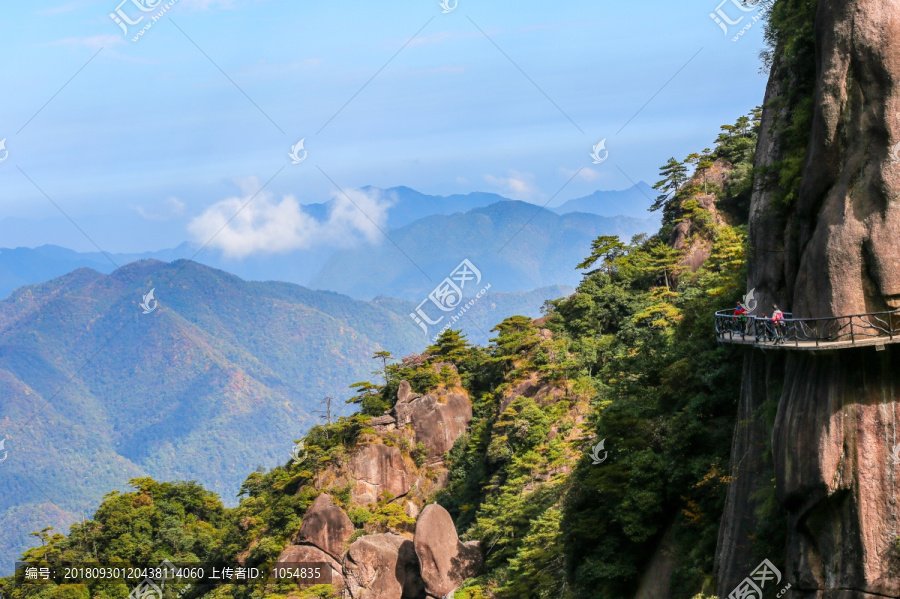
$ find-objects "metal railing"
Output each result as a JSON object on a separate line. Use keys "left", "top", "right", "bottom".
{"left": 715, "top": 308, "right": 900, "bottom": 348}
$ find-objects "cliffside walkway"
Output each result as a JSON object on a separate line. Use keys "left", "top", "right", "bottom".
{"left": 715, "top": 309, "right": 900, "bottom": 350}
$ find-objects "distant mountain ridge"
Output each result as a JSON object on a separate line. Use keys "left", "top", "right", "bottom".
{"left": 0, "top": 185, "right": 656, "bottom": 301}
{"left": 303, "top": 186, "right": 513, "bottom": 229}
{"left": 553, "top": 181, "right": 657, "bottom": 219}
{"left": 310, "top": 200, "right": 656, "bottom": 300}
{"left": 0, "top": 244, "right": 195, "bottom": 300}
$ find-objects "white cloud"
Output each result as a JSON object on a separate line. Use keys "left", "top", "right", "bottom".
{"left": 51, "top": 34, "right": 124, "bottom": 49}
{"left": 560, "top": 166, "right": 604, "bottom": 182}
{"left": 484, "top": 170, "right": 539, "bottom": 199}
{"left": 136, "top": 197, "right": 186, "bottom": 221}
{"left": 188, "top": 178, "right": 393, "bottom": 259}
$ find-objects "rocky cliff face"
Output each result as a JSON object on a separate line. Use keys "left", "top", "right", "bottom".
{"left": 717, "top": 1, "right": 900, "bottom": 597}
{"left": 276, "top": 382, "right": 481, "bottom": 599}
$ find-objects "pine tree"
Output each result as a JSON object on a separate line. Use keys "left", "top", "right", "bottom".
{"left": 646, "top": 242, "right": 683, "bottom": 291}
{"left": 426, "top": 329, "right": 470, "bottom": 362}
{"left": 312, "top": 396, "right": 335, "bottom": 427}
{"left": 576, "top": 235, "right": 627, "bottom": 275}
{"left": 750, "top": 106, "right": 763, "bottom": 127}
{"left": 651, "top": 157, "right": 688, "bottom": 213}
{"left": 346, "top": 381, "right": 385, "bottom": 415}
{"left": 698, "top": 149, "right": 715, "bottom": 194}
{"left": 734, "top": 115, "right": 751, "bottom": 136}
{"left": 372, "top": 350, "right": 393, "bottom": 383}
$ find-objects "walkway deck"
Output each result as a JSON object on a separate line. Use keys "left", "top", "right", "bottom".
{"left": 715, "top": 309, "right": 900, "bottom": 351}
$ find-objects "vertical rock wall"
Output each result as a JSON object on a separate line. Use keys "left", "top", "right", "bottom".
{"left": 718, "top": 1, "right": 900, "bottom": 597}
{"left": 776, "top": 1, "right": 900, "bottom": 593}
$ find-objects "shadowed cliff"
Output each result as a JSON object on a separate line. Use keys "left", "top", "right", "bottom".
{"left": 716, "top": 0, "right": 900, "bottom": 596}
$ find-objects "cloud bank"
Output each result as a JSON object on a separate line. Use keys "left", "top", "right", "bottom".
{"left": 484, "top": 170, "right": 539, "bottom": 199}
{"left": 188, "top": 178, "right": 392, "bottom": 259}
{"left": 136, "top": 196, "right": 186, "bottom": 221}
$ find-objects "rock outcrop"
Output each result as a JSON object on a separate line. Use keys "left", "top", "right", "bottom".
{"left": 349, "top": 443, "right": 411, "bottom": 505}
{"left": 285, "top": 383, "right": 480, "bottom": 597}
{"left": 370, "top": 414, "right": 397, "bottom": 433}
{"left": 716, "top": 1, "right": 900, "bottom": 597}
{"left": 278, "top": 498, "right": 480, "bottom": 598}
{"left": 342, "top": 533, "right": 423, "bottom": 599}
{"left": 406, "top": 393, "right": 472, "bottom": 466}
{"left": 277, "top": 493, "right": 354, "bottom": 589}
{"left": 634, "top": 525, "right": 677, "bottom": 599}
{"left": 413, "top": 504, "right": 483, "bottom": 598}
{"left": 668, "top": 158, "right": 730, "bottom": 273}
{"left": 499, "top": 373, "right": 566, "bottom": 412}
{"left": 396, "top": 380, "right": 419, "bottom": 409}
{"left": 393, "top": 381, "right": 473, "bottom": 466}
{"left": 713, "top": 352, "right": 783, "bottom": 591}
{"left": 277, "top": 544, "right": 344, "bottom": 589}
{"left": 293, "top": 493, "right": 355, "bottom": 561}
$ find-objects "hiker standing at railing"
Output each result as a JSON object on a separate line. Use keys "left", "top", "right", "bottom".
{"left": 734, "top": 301, "right": 748, "bottom": 336}
{"left": 772, "top": 305, "right": 785, "bottom": 345}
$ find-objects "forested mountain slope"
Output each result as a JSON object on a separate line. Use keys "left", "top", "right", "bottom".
{"left": 0, "top": 260, "right": 423, "bottom": 576}
{"left": 1, "top": 106, "right": 762, "bottom": 599}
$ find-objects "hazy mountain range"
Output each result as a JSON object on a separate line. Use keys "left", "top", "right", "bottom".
{"left": 0, "top": 258, "right": 571, "bottom": 571}
{"left": 303, "top": 186, "right": 515, "bottom": 229}
{"left": 0, "top": 182, "right": 654, "bottom": 568}
{"left": 0, "top": 184, "right": 657, "bottom": 301}
{"left": 554, "top": 181, "right": 656, "bottom": 219}
{"left": 311, "top": 200, "right": 652, "bottom": 300}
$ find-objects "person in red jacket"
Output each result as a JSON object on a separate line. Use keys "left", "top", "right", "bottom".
{"left": 734, "top": 301, "right": 749, "bottom": 336}
{"left": 771, "top": 304, "right": 785, "bottom": 344}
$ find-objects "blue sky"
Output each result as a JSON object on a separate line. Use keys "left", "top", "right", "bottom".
{"left": 0, "top": 0, "right": 771, "bottom": 253}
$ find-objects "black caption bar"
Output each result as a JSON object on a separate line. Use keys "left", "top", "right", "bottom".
{"left": 13, "top": 562, "right": 331, "bottom": 586}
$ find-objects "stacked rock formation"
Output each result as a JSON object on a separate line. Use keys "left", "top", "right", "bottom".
{"left": 276, "top": 381, "right": 481, "bottom": 598}
{"left": 278, "top": 493, "right": 354, "bottom": 588}
{"left": 277, "top": 500, "right": 481, "bottom": 599}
